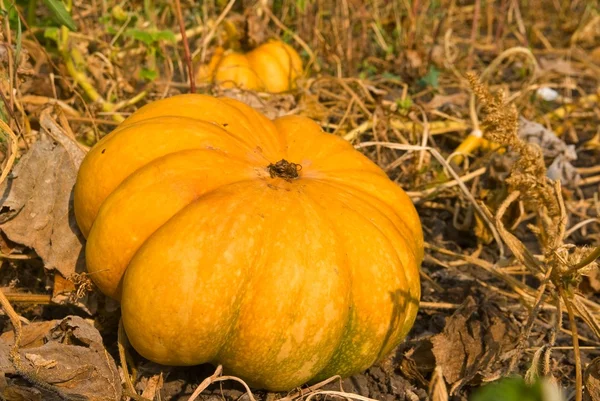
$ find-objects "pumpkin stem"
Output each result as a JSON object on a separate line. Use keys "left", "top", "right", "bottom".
{"left": 267, "top": 159, "right": 302, "bottom": 181}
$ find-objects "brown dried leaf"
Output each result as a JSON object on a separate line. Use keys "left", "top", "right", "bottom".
{"left": 0, "top": 123, "right": 86, "bottom": 278}
{"left": 592, "top": 47, "right": 600, "bottom": 65}
{"left": 140, "top": 373, "right": 164, "bottom": 399}
{"left": 431, "top": 296, "right": 517, "bottom": 392}
{"left": 52, "top": 273, "right": 76, "bottom": 298}
{"left": 399, "top": 352, "right": 428, "bottom": 387}
{"left": 0, "top": 316, "right": 122, "bottom": 401}
{"left": 0, "top": 320, "right": 56, "bottom": 348}
{"left": 425, "top": 93, "right": 469, "bottom": 110}
{"left": 429, "top": 366, "right": 448, "bottom": 401}
{"left": 539, "top": 58, "right": 577, "bottom": 75}
{"left": 585, "top": 357, "right": 600, "bottom": 401}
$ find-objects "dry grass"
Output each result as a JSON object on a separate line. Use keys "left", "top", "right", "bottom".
{"left": 1, "top": 0, "right": 599, "bottom": 400}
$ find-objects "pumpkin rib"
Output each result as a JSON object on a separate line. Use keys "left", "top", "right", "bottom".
{"left": 213, "top": 182, "right": 352, "bottom": 390}
{"left": 85, "top": 148, "right": 259, "bottom": 299}
{"left": 220, "top": 97, "right": 287, "bottom": 158}
{"left": 121, "top": 181, "right": 270, "bottom": 365}
{"left": 76, "top": 94, "right": 423, "bottom": 392}
{"left": 273, "top": 116, "right": 372, "bottom": 174}
{"left": 324, "top": 183, "right": 421, "bottom": 355}
{"left": 319, "top": 178, "right": 422, "bottom": 338}
{"left": 246, "top": 41, "right": 303, "bottom": 93}
{"left": 316, "top": 171, "right": 423, "bottom": 257}
{"left": 303, "top": 182, "right": 415, "bottom": 380}
{"left": 117, "top": 115, "right": 260, "bottom": 155}
{"left": 115, "top": 94, "right": 282, "bottom": 159}
{"left": 74, "top": 116, "right": 266, "bottom": 237}
{"left": 213, "top": 53, "right": 264, "bottom": 91}
{"left": 309, "top": 176, "right": 421, "bottom": 263}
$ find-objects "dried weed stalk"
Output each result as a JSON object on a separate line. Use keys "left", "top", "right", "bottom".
{"left": 467, "top": 72, "right": 599, "bottom": 401}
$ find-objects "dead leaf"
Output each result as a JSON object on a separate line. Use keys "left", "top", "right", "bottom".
{"left": 585, "top": 357, "right": 600, "bottom": 401}
{"left": 430, "top": 296, "right": 517, "bottom": 393}
{"left": 24, "top": 353, "right": 58, "bottom": 369}
{"left": 139, "top": 373, "right": 164, "bottom": 399}
{"left": 243, "top": 9, "right": 269, "bottom": 49}
{"left": 519, "top": 117, "right": 576, "bottom": 160}
{"left": 212, "top": 87, "right": 297, "bottom": 119}
{"left": 52, "top": 273, "right": 76, "bottom": 299}
{"left": 0, "top": 121, "right": 86, "bottom": 278}
{"left": 0, "top": 316, "right": 122, "bottom": 401}
{"left": 405, "top": 50, "right": 424, "bottom": 70}
{"left": 399, "top": 351, "right": 429, "bottom": 387}
{"left": 0, "top": 320, "right": 56, "bottom": 348}
{"left": 429, "top": 366, "right": 449, "bottom": 401}
{"left": 585, "top": 267, "right": 600, "bottom": 292}
{"left": 591, "top": 47, "right": 600, "bottom": 66}
{"left": 539, "top": 58, "right": 577, "bottom": 75}
{"left": 425, "top": 93, "right": 469, "bottom": 110}
{"left": 518, "top": 116, "right": 581, "bottom": 187}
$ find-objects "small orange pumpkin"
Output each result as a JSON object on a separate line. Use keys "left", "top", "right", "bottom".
{"left": 196, "top": 40, "right": 303, "bottom": 93}
{"left": 73, "top": 94, "right": 423, "bottom": 391}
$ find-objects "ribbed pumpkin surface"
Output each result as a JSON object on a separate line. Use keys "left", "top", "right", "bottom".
{"left": 73, "top": 94, "right": 423, "bottom": 391}
{"left": 196, "top": 40, "right": 303, "bottom": 93}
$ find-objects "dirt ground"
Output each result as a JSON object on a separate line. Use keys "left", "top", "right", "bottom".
{"left": 1, "top": 0, "right": 600, "bottom": 400}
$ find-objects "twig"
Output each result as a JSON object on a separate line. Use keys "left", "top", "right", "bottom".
{"left": 0, "top": 288, "right": 23, "bottom": 366}
{"left": 559, "top": 287, "right": 582, "bottom": 401}
{"left": 406, "top": 166, "right": 487, "bottom": 200}
{"left": 571, "top": 245, "right": 600, "bottom": 271}
{"left": 56, "top": 27, "right": 147, "bottom": 123}
{"left": 0, "top": 120, "right": 19, "bottom": 185}
{"left": 173, "top": 0, "right": 195, "bottom": 93}
{"left": 343, "top": 119, "right": 468, "bottom": 142}
{"left": 118, "top": 318, "right": 138, "bottom": 397}
{"left": 188, "top": 365, "right": 257, "bottom": 401}
{"left": 260, "top": 5, "right": 316, "bottom": 72}
{"left": 3, "top": 293, "right": 52, "bottom": 304}
{"left": 467, "top": 0, "right": 481, "bottom": 70}
{"left": 356, "top": 141, "right": 505, "bottom": 258}
{"left": 197, "top": 0, "right": 237, "bottom": 63}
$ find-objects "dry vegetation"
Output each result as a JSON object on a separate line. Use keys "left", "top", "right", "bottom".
{"left": 0, "top": 0, "right": 600, "bottom": 400}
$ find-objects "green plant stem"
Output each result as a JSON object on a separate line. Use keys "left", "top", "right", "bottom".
{"left": 57, "top": 27, "right": 147, "bottom": 123}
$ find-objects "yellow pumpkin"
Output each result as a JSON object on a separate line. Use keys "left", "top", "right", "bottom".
{"left": 73, "top": 94, "right": 423, "bottom": 391}
{"left": 196, "top": 40, "right": 303, "bottom": 93}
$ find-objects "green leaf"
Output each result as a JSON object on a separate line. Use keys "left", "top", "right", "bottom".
{"left": 154, "top": 30, "right": 176, "bottom": 43}
{"left": 419, "top": 65, "right": 440, "bottom": 88}
{"left": 139, "top": 68, "right": 158, "bottom": 81}
{"left": 470, "top": 377, "right": 544, "bottom": 401}
{"left": 43, "top": 26, "right": 60, "bottom": 42}
{"left": 124, "top": 29, "right": 155, "bottom": 46}
{"left": 396, "top": 97, "right": 413, "bottom": 111}
{"left": 15, "top": 16, "right": 22, "bottom": 69}
{"left": 381, "top": 72, "right": 402, "bottom": 81}
{"left": 42, "top": 0, "right": 77, "bottom": 31}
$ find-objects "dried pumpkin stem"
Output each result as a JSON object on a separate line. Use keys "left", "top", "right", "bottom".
{"left": 267, "top": 159, "right": 302, "bottom": 181}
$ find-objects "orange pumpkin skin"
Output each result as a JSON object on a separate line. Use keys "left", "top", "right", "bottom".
{"left": 196, "top": 40, "right": 303, "bottom": 93}
{"left": 73, "top": 94, "right": 423, "bottom": 391}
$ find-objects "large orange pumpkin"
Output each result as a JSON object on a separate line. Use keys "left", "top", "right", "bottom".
{"left": 196, "top": 40, "right": 303, "bottom": 93}
{"left": 73, "top": 94, "right": 423, "bottom": 391}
